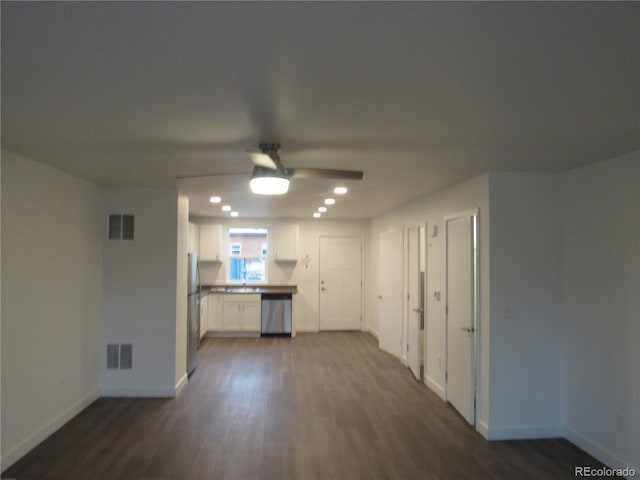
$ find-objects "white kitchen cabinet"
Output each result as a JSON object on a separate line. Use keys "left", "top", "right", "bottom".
{"left": 222, "top": 294, "right": 261, "bottom": 332}
{"left": 274, "top": 224, "right": 299, "bottom": 262}
{"left": 207, "top": 294, "right": 222, "bottom": 332}
{"left": 240, "top": 301, "right": 261, "bottom": 331}
{"left": 199, "top": 225, "right": 223, "bottom": 262}
{"left": 199, "top": 294, "right": 208, "bottom": 339}
{"left": 188, "top": 223, "right": 200, "bottom": 255}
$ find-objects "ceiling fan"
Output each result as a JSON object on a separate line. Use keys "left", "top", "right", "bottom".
{"left": 247, "top": 142, "right": 363, "bottom": 195}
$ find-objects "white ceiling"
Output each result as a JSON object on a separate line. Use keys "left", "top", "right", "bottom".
{"left": 2, "top": 2, "right": 638, "bottom": 219}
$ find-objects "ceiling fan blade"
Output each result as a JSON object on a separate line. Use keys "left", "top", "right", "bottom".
{"left": 287, "top": 168, "right": 364, "bottom": 180}
{"left": 248, "top": 151, "right": 278, "bottom": 170}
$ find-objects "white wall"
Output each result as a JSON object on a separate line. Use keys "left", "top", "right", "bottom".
{"left": 487, "top": 173, "right": 564, "bottom": 439}
{"left": 562, "top": 150, "right": 639, "bottom": 472}
{"left": 368, "top": 174, "right": 491, "bottom": 429}
{"left": 1, "top": 150, "right": 103, "bottom": 470}
{"left": 193, "top": 217, "right": 368, "bottom": 332}
{"left": 101, "top": 187, "right": 180, "bottom": 396}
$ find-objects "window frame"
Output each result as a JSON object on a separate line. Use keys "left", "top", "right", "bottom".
{"left": 226, "top": 227, "right": 269, "bottom": 284}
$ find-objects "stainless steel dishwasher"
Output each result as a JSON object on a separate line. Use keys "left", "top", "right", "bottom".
{"left": 261, "top": 293, "right": 292, "bottom": 336}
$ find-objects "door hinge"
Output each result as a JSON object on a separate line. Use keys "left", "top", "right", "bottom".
{"left": 445, "top": 371, "right": 448, "bottom": 382}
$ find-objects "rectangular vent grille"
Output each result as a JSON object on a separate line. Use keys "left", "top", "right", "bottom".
{"left": 106, "top": 344, "right": 119, "bottom": 369}
{"left": 109, "top": 214, "right": 134, "bottom": 240}
{"left": 120, "top": 344, "right": 133, "bottom": 369}
{"left": 106, "top": 344, "right": 133, "bottom": 370}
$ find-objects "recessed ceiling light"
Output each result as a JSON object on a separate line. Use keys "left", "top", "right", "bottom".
{"left": 230, "top": 211, "right": 239, "bottom": 217}
{"left": 324, "top": 198, "right": 335, "bottom": 205}
{"left": 334, "top": 187, "right": 347, "bottom": 195}
{"left": 318, "top": 206, "right": 327, "bottom": 213}
{"left": 222, "top": 205, "right": 231, "bottom": 212}
{"left": 313, "top": 212, "right": 321, "bottom": 218}
{"left": 209, "top": 196, "right": 221, "bottom": 203}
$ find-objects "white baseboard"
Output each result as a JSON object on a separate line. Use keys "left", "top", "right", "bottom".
{"left": 477, "top": 419, "right": 490, "bottom": 439}
{"left": 483, "top": 423, "right": 564, "bottom": 441}
{"left": 424, "top": 375, "right": 446, "bottom": 401}
{"left": 175, "top": 373, "right": 189, "bottom": 396}
{"left": 295, "top": 326, "right": 319, "bottom": 333}
{"left": 566, "top": 425, "right": 638, "bottom": 476}
{"left": 1, "top": 388, "right": 100, "bottom": 471}
{"left": 364, "top": 326, "right": 379, "bottom": 340}
{"left": 101, "top": 385, "right": 180, "bottom": 398}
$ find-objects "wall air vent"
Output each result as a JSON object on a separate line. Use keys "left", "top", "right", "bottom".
{"left": 120, "top": 344, "right": 133, "bottom": 369}
{"left": 106, "top": 343, "right": 133, "bottom": 370}
{"left": 109, "top": 214, "right": 134, "bottom": 240}
{"left": 106, "top": 344, "right": 119, "bottom": 369}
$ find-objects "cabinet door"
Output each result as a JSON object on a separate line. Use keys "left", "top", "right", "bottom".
{"left": 222, "top": 302, "right": 243, "bottom": 330}
{"left": 199, "top": 225, "right": 222, "bottom": 262}
{"left": 208, "top": 294, "right": 222, "bottom": 331}
{"left": 274, "top": 224, "right": 299, "bottom": 261}
{"left": 241, "top": 301, "right": 261, "bottom": 331}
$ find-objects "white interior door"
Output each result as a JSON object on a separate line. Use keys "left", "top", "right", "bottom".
{"left": 407, "top": 227, "right": 421, "bottom": 381}
{"left": 378, "top": 230, "right": 403, "bottom": 358}
{"left": 319, "top": 237, "right": 362, "bottom": 330}
{"left": 446, "top": 212, "right": 477, "bottom": 425}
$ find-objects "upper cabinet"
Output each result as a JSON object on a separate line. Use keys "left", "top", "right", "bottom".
{"left": 199, "top": 224, "right": 223, "bottom": 262}
{"left": 274, "top": 224, "right": 299, "bottom": 262}
{"left": 188, "top": 223, "right": 200, "bottom": 255}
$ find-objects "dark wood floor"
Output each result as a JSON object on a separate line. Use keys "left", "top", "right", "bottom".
{"left": 4, "top": 332, "right": 611, "bottom": 480}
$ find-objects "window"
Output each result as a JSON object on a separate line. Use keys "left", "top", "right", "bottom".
{"left": 228, "top": 228, "right": 268, "bottom": 282}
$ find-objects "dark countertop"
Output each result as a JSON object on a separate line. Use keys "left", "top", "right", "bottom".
{"left": 202, "top": 285, "right": 297, "bottom": 295}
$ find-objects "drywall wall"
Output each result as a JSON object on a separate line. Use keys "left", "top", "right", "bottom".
{"left": 368, "top": 173, "right": 490, "bottom": 430}
{"left": 487, "top": 172, "right": 564, "bottom": 439}
{"left": 1, "top": 150, "right": 103, "bottom": 470}
{"left": 193, "top": 218, "right": 368, "bottom": 332}
{"left": 563, "top": 150, "right": 639, "bottom": 472}
{"left": 101, "top": 187, "right": 180, "bottom": 396}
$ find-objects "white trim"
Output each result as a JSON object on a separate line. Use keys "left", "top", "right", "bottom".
{"left": 365, "top": 326, "right": 379, "bottom": 340}
{"left": 476, "top": 419, "right": 490, "bottom": 439}
{"left": 295, "top": 326, "right": 320, "bottom": 333}
{"left": 482, "top": 423, "right": 564, "bottom": 441}
{"left": 204, "top": 331, "right": 261, "bottom": 338}
{"left": 175, "top": 373, "right": 189, "bottom": 396}
{"left": 1, "top": 389, "right": 100, "bottom": 471}
{"left": 424, "top": 375, "right": 446, "bottom": 401}
{"left": 101, "top": 385, "right": 181, "bottom": 397}
{"left": 565, "top": 426, "right": 639, "bottom": 476}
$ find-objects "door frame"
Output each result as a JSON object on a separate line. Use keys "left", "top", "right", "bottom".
{"left": 318, "top": 235, "right": 364, "bottom": 331}
{"left": 404, "top": 224, "right": 426, "bottom": 381}
{"left": 444, "top": 209, "right": 479, "bottom": 424}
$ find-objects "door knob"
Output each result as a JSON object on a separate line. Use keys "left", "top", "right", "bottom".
{"left": 460, "top": 326, "right": 475, "bottom": 333}
{"left": 412, "top": 308, "right": 424, "bottom": 313}
{"left": 320, "top": 287, "right": 326, "bottom": 291}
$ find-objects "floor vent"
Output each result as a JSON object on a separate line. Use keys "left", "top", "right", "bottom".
{"left": 106, "top": 344, "right": 133, "bottom": 370}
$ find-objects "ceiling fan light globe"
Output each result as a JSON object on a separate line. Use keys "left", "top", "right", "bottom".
{"left": 250, "top": 176, "right": 290, "bottom": 195}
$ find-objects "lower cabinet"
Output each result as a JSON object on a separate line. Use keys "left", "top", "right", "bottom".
{"left": 219, "top": 294, "right": 261, "bottom": 333}
{"left": 207, "top": 293, "right": 222, "bottom": 332}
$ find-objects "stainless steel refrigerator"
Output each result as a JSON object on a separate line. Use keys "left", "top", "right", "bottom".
{"left": 187, "top": 252, "right": 200, "bottom": 376}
